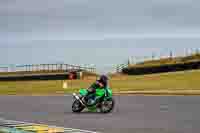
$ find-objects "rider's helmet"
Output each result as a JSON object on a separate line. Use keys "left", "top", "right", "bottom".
{"left": 98, "top": 75, "right": 109, "bottom": 87}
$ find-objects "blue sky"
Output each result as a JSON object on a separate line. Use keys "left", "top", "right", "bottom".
{"left": 1, "top": 0, "right": 200, "bottom": 73}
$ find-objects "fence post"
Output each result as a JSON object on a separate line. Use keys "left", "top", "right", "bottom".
{"left": 170, "top": 51, "right": 173, "bottom": 59}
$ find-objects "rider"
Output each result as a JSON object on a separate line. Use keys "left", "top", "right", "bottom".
{"left": 84, "top": 75, "right": 109, "bottom": 105}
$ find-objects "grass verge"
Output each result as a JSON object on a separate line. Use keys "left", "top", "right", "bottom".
{"left": 0, "top": 70, "right": 199, "bottom": 95}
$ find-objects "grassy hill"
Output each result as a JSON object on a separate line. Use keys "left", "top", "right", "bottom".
{"left": 123, "top": 53, "right": 200, "bottom": 75}
{"left": 129, "top": 53, "right": 200, "bottom": 68}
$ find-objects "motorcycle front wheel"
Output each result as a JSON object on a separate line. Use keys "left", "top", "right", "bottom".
{"left": 72, "top": 99, "right": 85, "bottom": 113}
{"left": 100, "top": 98, "right": 115, "bottom": 113}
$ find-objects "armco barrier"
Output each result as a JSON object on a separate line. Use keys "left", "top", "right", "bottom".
{"left": 0, "top": 71, "right": 83, "bottom": 81}
{"left": 0, "top": 73, "right": 69, "bottom": 81}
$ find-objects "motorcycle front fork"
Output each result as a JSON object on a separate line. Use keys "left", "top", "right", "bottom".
{"left": 73, "top": 93, "right": 86, "bottom": 106}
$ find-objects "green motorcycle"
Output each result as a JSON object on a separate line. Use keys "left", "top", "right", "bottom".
{"left": 72, "top": 87, "right": 115, "bottom": 113}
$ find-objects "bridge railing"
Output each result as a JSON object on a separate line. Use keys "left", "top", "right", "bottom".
{"left": 116, "top": 64, "right": 128, "bottom": 73}
{"left": 0, "top": 64, "right": 96, "bottom": 73}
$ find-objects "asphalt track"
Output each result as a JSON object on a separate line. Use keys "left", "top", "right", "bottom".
{"left": 0, "top": 96, "right": 200, "bottom": 133}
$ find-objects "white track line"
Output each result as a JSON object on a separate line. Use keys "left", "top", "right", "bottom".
{"left": 64, "top": 94, "right": 72, "bottom": 96}
{"left": 0, "top": 118, "right": 99, "bottom": 133}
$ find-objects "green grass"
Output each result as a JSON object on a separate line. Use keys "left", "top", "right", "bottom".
{"left": 0, "top": 80, "right": 64, "bottom": 95}
{"left": 0, "top": 70, "right": 200, "bottom": 95}
{"left": 110, "top": 70, "right": 200, "bottom": 91}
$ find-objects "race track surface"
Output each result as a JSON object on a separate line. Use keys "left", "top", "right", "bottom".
{"left": 0, "top": 95, "right": 200, "bottom": 133}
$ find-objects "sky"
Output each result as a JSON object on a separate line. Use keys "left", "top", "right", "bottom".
{"left": 1, "top": 0, "right": 200, "bottom": 73}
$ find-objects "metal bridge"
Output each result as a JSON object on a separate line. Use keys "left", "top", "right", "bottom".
{"left": 0, "top": 64, "right": 96, "bottom": 81}
{"left": 0, "top": 64, "right": 96, "bottom": 73}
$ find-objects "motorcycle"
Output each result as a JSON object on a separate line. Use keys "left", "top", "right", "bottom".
{"left": 72, "top": 87, "right": 115, "bottom": 113}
